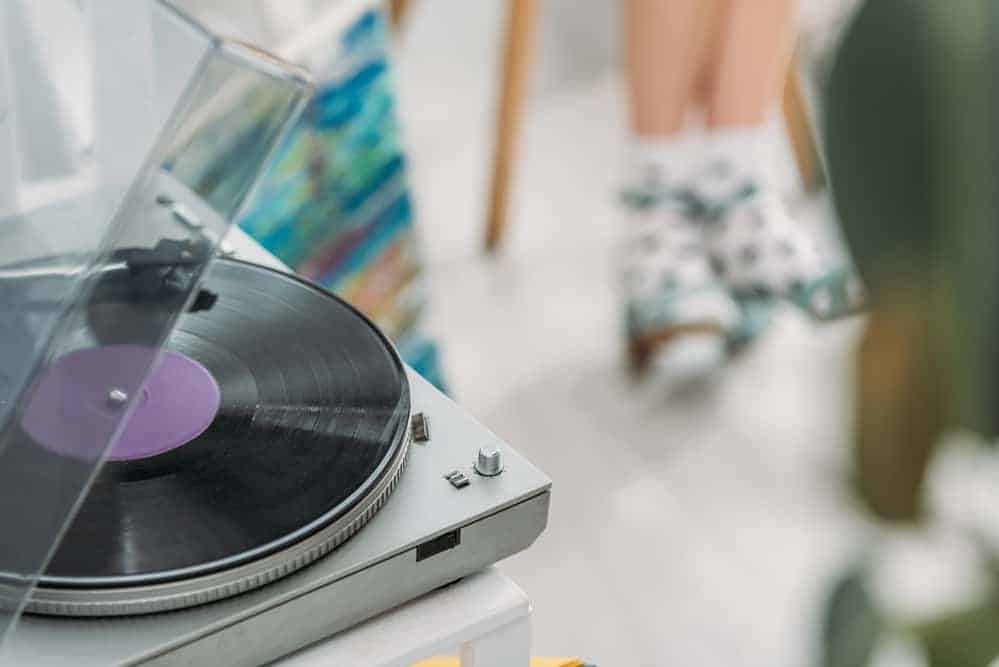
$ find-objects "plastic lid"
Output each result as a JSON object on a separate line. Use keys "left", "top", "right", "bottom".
{"left": 0, "top": 0, "right": 311, "bottom": 641}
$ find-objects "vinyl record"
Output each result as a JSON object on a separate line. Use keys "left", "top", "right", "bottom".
{"left": 24, "top": 259, "right": 410, "bottom": 614}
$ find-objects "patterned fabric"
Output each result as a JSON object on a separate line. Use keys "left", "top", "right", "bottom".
{"left": 692, "top": 164, "right": 865, "bottom": 321}
{"left": 622, "top": 160, "right": 863, "bottom": 344}
{"left": 238, "top": 8, "right": 447, "bottom": 390}
{"left": 621, "top": 178, "right": 739, "bottom": 339}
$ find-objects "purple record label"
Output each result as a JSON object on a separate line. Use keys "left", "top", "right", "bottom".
{"left": 22, "top": 345, "right": 221, "bottom": 461}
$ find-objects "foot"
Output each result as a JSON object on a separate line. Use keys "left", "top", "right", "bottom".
{"left": 695, "top": 172, "right": 864, "bottom": 321}
{"left": 621, "top": 175, "right": 740, "bottom": 378}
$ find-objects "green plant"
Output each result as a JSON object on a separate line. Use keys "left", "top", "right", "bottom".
{"left": 822, "top": 1, "right": 999, "bottom": 665}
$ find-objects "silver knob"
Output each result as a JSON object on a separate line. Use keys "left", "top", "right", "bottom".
{"left": 475, "top": 446, "right": 504, "bottom": 477}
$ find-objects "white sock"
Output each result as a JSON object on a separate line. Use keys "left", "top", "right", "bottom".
{"left": 621, "top": 132, "right": 741, "bottom": 337}
{"left": 628, "top": 132, "right": 702, "bottom": 189}
{"left": 699, "top": 123, "right": 831, "bottom": 293}
{"left": 696, "top": 123, "right": 772, "bottom": 199}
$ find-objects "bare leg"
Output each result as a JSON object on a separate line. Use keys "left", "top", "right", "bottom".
{"left": 621, "top": 0, "right": 742, "bottom": 380}
{"left": 625, "top": 0, "right": 720, "bottom": 136}
{"left": 706, "top": 0, "right": 796, "bottom": 128}
{"left": 699, "top": 0, "right": 862, "bottom": 321}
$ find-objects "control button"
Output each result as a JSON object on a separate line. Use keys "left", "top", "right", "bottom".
{"left": 411, "top": 413, "right": 431, "bottom": 443}
{"left": 444, "top": 470, "right": 470, "bottom": 489}
{"left": 474, "top": 446, "right": 504, "bottom": 477}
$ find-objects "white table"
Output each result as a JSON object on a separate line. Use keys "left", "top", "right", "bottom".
{"left": 277, "top": 567, "right": 532, "bottom": 667}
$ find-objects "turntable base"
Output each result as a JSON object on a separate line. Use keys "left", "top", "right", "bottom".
{"left": 4, "top": 235, "right": 551, "bottom": 667}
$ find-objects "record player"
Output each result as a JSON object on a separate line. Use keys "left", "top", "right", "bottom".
{"left": 0, "top": 3, "right": 550, "bottom": 665}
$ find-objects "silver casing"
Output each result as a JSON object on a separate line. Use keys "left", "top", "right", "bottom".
{"left": 3, "top": 241, "right": 552, "bottom": 666}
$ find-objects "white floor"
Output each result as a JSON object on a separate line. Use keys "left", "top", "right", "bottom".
{"left": 396, "top": 8, "right": 866, "bottom": 664}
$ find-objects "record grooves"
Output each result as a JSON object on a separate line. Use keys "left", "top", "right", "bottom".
{"left": 25, "top": 259, "right": 411, "bottom": 616}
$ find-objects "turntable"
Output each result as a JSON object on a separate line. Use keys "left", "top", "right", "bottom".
{"left": 0, "top": 4, "right": 549, "bottom": 665}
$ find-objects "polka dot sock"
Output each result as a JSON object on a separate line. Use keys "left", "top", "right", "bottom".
{"left": 691, "top": 125, "right": 864, "bottom": 319}
{"left": 705, "top": 188, "right": 829, "bottom": 295}
{"left": 620, "top": 136, "right": 740, "bottom": 372}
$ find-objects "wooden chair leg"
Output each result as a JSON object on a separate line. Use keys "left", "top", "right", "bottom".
{"left": 782, "top": 53, "right": 823, "bottom": 194}
{"left": 484, "top": 0, "right": 538, "bottom": 253}
{"left": 388, "top": 0, "right": 411, "bottom": 29}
